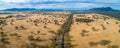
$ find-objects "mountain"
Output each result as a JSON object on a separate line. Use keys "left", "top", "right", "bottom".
{"left": 3, "top": 8, "right": 84, "bottom": 12}
{"left": 3, "top": 8, "right": 65, "bottom": 12}
{"left": 2, "top": 7, "right": 119, "bottom": 12}
{"left": 38, "top": 9, "right": 64, "bottom": 12}
{"left": 89, "top": 7, "right": 119, "bottom": 11}
{"left": 4, "top": 8, "right": 37, "bottom": 11}
{"left": 82, "top": 7, "right": 120, "bottom": 20}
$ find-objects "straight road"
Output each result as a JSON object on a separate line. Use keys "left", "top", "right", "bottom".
{"left": 61, "top": 14, "right": 73, "bottom": 48}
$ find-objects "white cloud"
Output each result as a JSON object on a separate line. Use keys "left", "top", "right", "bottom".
{"left": 1, "top": 0, "right": 27, "bottom": 3}
{"left": 0, "top": 0, "right": 120, "bottom": 10}
{"left": 95, "top": 0, "right": 120, "bottom": 3}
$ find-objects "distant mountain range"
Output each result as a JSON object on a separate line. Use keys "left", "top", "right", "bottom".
{"left": 4, "top": 8, "right": 37, "bottom": 11}
{"left": 1, "top": 7, "right": 119, "bottom": 12}
{"left": 83, "top": 7, "right": 120, "bottom": 21}
{"left": 2, "top": 8, "right": 84, "bottom": 12}
{"left": 1, "top": 7, "right": 120, "bottom": 20}
{"left": 89, "top": 7, "right": 119, "bottom": 11}
{"left": 2, "top": 8, "right": 64, "bottom": 12}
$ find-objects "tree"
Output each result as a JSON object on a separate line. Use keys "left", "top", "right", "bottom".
{"left": 43, "top": 26, "right": 46, "bottom": 28}
{"left": 80, "top": 30, "right": 89, "bottom": 37}
{"left": 37, "top": 31, "right": 40, "bottom": 34}
{"left": 98, "top": 40, "right": 111, "bottom": 46}
{"left": 15, "top": 26, "right": 18, "bottom": 29}
{"left": 28, "top": 35, "right": 34, "bottom": 41}
{"left": 116, "top": 22, "right": 118, "bottom": 24}
{"left": 89, "top": 42, "right": 98, "bottom": 47}
{"left": 91, "top": 27, "right": 99, "bottom": 31}
{"left": 20, "top": 26, "right": 26, "bottom": 29}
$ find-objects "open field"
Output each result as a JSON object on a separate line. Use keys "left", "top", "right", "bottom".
{"left": 70, "top": 13, "right": 120, "bottom": 48}
{"left": 0, "top": 12, "right": 69, "bottom": 48}
{"left": 0, "top": 12, "right": 120, "bottom": 48}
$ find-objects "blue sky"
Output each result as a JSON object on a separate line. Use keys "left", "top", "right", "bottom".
{"left": 0, "top": 0, "right": 120, "bottom": 10}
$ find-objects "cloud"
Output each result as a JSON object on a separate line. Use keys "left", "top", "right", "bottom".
{"left": 0, "top": 0, "right": 120, "bottom": 10}
{"left": 0, "top": 0, "right": 26, "bottom": 3}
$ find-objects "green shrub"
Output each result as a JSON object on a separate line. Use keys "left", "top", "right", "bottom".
{"left": 49, "top": 31, "right": 55, "bottom": 34}
{"left": 76, "top": 18, "right": 94, "bottom": 23}
{"left": 98, "top": 40, "right": 111, "bottom": 46}
{"left": 116, "top": 22, "right": 118, "bottom": 24}
{"left": 0, "top": 32, "right": 7, "bottom": 37}
{"left": 80, "top": 30, "right": 89, "bottom": 37}
{"left": 0, "top": 20, "right": 7, "bottom": 25}
{"left": 89, "top": 42, "right": 98, "bottom": 47}
{"left": 20, "top": 26, "right": 26, "bottom": 29}
{"left": 15, "top": 26, "right": 26, "bottom": 30}
{"left": 37, "top": 31, "right": 40, "bottom": 34}
{"left": 44, "top": 26, "right": 46, "bottom": 28}
{"left": 118, "top": 29, "right": 120, "bottom": 33}
{"left": 15, "top": 26, "right": 18, "bottom": 29}
{"left": 108, "top": 45, "right": 118, "bottom": 48}
{"left": 35, "top": 37, "right": 44, "bottom": 42}
{"left": 0, "top": 32, "right": 4, "bottom": 34}
{"left": 91, "top": 27, "right": 99, "bottom": 31}
{"left": 30, "top": 43, "right": 38, "bottom": 47}
{"left": 9, "top": 33, "right": 17, "bottom": 36}
{"left": 81, "top": 30, "right": 89, "bottom": 33}
{"left": 34, "top": 24, "right": 38, "bottom": 26}
{"left": 0, "top": 37, "right": 9, "bottom": 44}
{"left": 28, "top": 35, "right": 34, "bottom": 41}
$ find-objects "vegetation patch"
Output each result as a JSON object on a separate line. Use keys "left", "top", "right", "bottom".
{"left": 76, "top": 18, "right": 94, "bottom": 23}
{"left": 89, "top": 40, "right": 111, "bottom": 47}
{"left": 80, "top": 30, "right": 89, "bottom": 37}
{"left": 107, "top": 45, "right": 118, "bottom": 48}
{"left": 89, "top": 42, "right": 98, "bottom": 47}
{"left": 98, "top": 40, "right": 111, "bottom": 46}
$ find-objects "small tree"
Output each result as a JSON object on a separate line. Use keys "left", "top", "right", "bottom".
{"left": 20, "top": 26, "right": 26, "bottom": 29}
{"left": 10, "top": 22, "right": 13, "bottom": 25}
{"left": 91, "top": 27, "right": 99, "bottom": 31}
{"left": 118, "top": 29, "right": 120, "bottom": 33}
{"left": 98, "top": 40, "right": 111, "bottom": 46}
{"left": 81, "top": 30, "right": 89, "bottom": 33}
{"left": 28, "top": 35, "right": 34, "bottom": 41}
{"left": 80, "top": 30, "right": 89, "bottom": 37}
{"left": 35, "top": 24, "right": 38, "bottom": 26}
{"left": 106, "top": 22, "right": 109, "bottom": 24}
{"left": 43, "top": 26, "right": 46, "bottom": 28}
{"left": 89, "top": 42, "right": 98, "bottom": 47}
{"left": 116, "top": 22, "right": 118, "bottom": 24}
{"left": 37, "top": 31, "right": 40, "bottom": 34}
{"left": 0, "top": 32, "right": 7, "bottom": 37}
{"left": 15, "top": 26, "right": 18, "bottom": 29}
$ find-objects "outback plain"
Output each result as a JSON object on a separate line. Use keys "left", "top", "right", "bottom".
{"left": 0, "top": 12, "right": 120, "bottom": 48}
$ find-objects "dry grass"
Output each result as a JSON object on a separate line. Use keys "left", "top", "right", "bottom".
{"left": 0, "top": 13, "right": 120, "bottom": 48}
{"left": 0, "top": 12, "right": 69, "bottom": 48}
{"left": 70, "top": 13, "right": 120, "bottom": 48}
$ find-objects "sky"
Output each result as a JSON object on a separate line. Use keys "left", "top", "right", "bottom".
{"left": 0, "top": 0, "right": 120, "bottom": 10}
